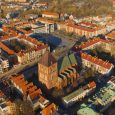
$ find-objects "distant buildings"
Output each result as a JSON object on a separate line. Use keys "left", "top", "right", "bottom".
{"left": 106, "top": 22, "right": 115, "bottom": 32}
{"left": 62, "top": 81, "right": 96, "bottom": 107}
{"left": 112, "top": 0, "right": 115, "bottom": 11}
{"left": 42, "top": 11, "right": 59, "bottom": 19}
{"left": 57, "top": 21, "right": 107, "bottom": 38}
{"left": 32, "top": 2, "right": 48, "bottom": 10}
{"left": 4, "top": 0, "right": 27, "bottom": 2}
{"left": 106, "top": 30, "right": 115, "bottom": 41}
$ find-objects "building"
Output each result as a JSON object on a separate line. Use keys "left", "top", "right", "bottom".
{"left": 38, "top": 52, "right": 58, "bottom": 89}
{"left": 1, "top": 26, "right": 49, "bottom": 64}
{"left": 78, "top": 53, "right": 113, "bottom": 74}
{"left": 0, "top": 90, "right": 16, "bottom": 115}
{"left": 38, "top": 52, "right": 79, "bottom": 89}
{"left": 10, "top": 74, "right": 52, "bottom": 110}
{"left": 32, "top": 2, "right": 48, "bottom": 10}
{"left": 36, "top": 18, "right": 56, "bottom": 33}
{"left": 112, "top": 0, "right": 115, "bottom": 10}
{"left": 57, "top": 21, "right": 106, "bottom": 38}
{"left": 57, "top": 53, "right": 78, "bottom": 88}
{"left": 106, "top": 30, "right": 115, "bottom": 41}
{"left": 25, "top": 14, "right": 38, "bottom": 20}
{"left": 0, "top": 58, "right": 9, "bottom": 74}
{"left": 40, "top": 103, "right": 58, "bottom": 115}
{"left": 4, "top": 0, "right": 27, "bottom": 2}
{"left": 77, "top": 78, "right": 115, "bottom": 114}
{"left": 75, "top": 38, "right": 114, "bottom": 50}
{"left": 77, "top": 103, "right": 99, "bottom": 115}
{"left": 106, "top": 21, "right": 115, "bottom": 32}
{"left": 42, "top": 11, "right": 59, "bottom": 19}
{"left": 62, "top": 81, "right": 96, "bottom": 107}
{"left": 73, "top": 38, "right": 114, "bottom": 74}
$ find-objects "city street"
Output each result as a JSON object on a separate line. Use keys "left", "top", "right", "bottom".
{"left": 0, "top": 57, "right": 40, "bottom": 79}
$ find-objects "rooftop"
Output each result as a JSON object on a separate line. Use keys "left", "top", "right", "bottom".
{"left": 58, "top": 53, "right": 77, "bottom": 72}
{"left": 63, "top": 81, "right": 96, "bottom": 102}
{"left": 93, "top": 82, "right": 115, "bottom": 106}
{"left": 106, "top": 30, "right": 115, "bottom": 39}
{"left": 77, "top": 103, "right": 99, "bottom": 115}
{"left": 76, "top": 38, "right": 112, "bottom": 50}
{"left": 42, "top": 11, "right": 59, "bottom": 17}
{"left": 39, "top": 52, "right": 57, "bottom": 67}
{"left": 81, "top": 53, "right": 113, "bottom": 69}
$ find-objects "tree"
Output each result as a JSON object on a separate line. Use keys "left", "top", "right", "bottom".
{"left": 15, "top": 99, "right": 34, "bottom": 115}
{"left": 49, "top": 0, "right": 71, "bottom": 19}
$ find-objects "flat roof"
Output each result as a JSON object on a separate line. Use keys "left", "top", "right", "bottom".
{"left": 77, "top": 103, "right": 99, "bottom": 115}
{"left": 63, "top": 88, "right": 84, "bottom": 102}
{"left": 93, "top": 82, "right": 115, "bottom": 106}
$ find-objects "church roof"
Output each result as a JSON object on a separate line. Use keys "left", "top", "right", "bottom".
{"left": 39, "top": 52, "right": 57, "bottom": 67}
{"left": 58, "top": 53, "right": 77, "bottom": 72}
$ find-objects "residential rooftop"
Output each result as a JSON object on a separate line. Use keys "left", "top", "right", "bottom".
{"left": 106, "top": 30, "right": 115, "bottom": 40}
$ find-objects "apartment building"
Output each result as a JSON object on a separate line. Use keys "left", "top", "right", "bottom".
{"left": 0, "top": 90, "right": 16, "bottom": 115}
{"left": 77, "top": 77, "right": 115, "bottom": 115}
{"left": 79, "top": 53, "right": 113, "bottom": 74}
{"left": 112, "top": 0, "right": 115, "bottom": 10}
{"left": 76, "top": 38, "right": 113, "bottom": 50}
{"left": 106, "top": 30, "right": 115, "bottom": 41}
{"left": 1, "top": 26, "right": 49, "bottom": 65}
{"left": 0, "top": 58, "right": 9, "bottom": 74}
{"left": 32, "top": 2, "right": 48, "bottom": 10}
{"left": 10, "top": 74, "right": 52, "bottom": 111}
{"left": 4, "top": 0, "right": 27, "bottom": 2}
{"left": 40, "top": 103, "right": 58, "bottom": 115}
{"left": 106, "top": 22, "right": 115, "bottom": 32}
{"left": 57, "top": 21, "right": 106, "bottom": 38}
{"left": 62, "top": 81, "right": 96, "bottom": 107}
{"left": 42, "top": 11, "right": 59, "bottom": 19}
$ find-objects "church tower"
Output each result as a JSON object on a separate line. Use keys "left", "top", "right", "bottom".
{"left": 38, "top": 52, "right": 58, "bottom": 89}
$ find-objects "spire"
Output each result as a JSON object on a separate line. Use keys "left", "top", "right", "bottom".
{"left": 39, "top": 51, "right": 57, "bottom": 67}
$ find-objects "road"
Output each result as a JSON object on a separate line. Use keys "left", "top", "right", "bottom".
{"left": 0, "top": 57, "right": 40, "bottom": 79}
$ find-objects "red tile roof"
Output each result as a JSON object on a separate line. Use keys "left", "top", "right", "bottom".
{"left": 0, "top": 42, "right": 15, "bottom": 55}
{"left": 88, "top": 81, "right": 96, "bottom": 89}
{"left": 10, "top": 74, "right": 42, "bottom": 101}
{"left": 67, "top": 23, "right": 96, "bottom": 32}
{"left": 79, "top": 22, "right": 97, "bottom": 28}
{"left": 41, "top": 103, "right": 57, "bottom": 115}
{"left": 106, "top": 31, "right": 115, "bottom": 39}
{"left": 38, "top": 2, "right": 48, "bottom": 5}
{"left": 81, "top": 53, "right": 113, "bottom": 69}
{"left": 36, "top": 17, "right": 55, "bottom": 24}
{"left": 76, "top": 38, "right": 113, "bottom": 50}
{"left": 42, "top": 11, "right": 59, "bottom": 17}
{"left": 29, "top": 89, "right": 42, "bottom": 100}
{"left": 78, "top": 38, "right": 101, "bottom": 49}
